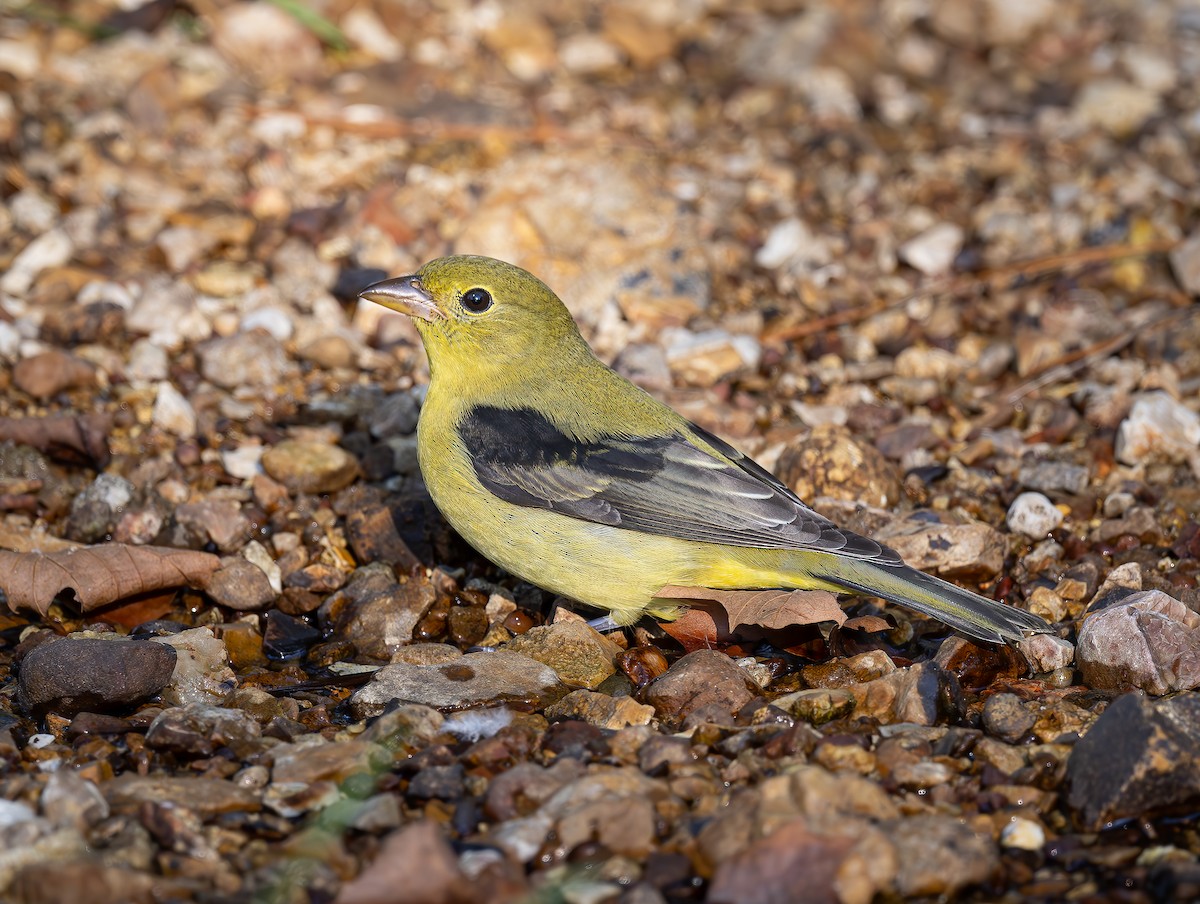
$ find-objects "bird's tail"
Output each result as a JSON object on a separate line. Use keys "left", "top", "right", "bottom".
{"left": 809, "top": 559, "right": 1052, "bottom": 644}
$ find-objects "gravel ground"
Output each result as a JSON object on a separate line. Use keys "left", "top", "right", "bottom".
{"left": 2, "top": 0, "right": 1200, "bottom": 902}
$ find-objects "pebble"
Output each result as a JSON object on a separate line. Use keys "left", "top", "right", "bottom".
{"left": 174, "top": 498, "right": 251, "bottom": 551}
{"left": 221, "top": 444, "right": 264, "bottom": 480}
{"left": 262, "top": 440, "right": 360, "bottom": 494}
{"left": 198, "top": 330, "right": 295, "bottom": 390}
{"left": 642, "top": 650, "right": 760, "bottom": 728}
{"left": 1066, "top": 691, "right": 1200, "bottom": 830}
{"left": 663, "top": 328, "right": 761, "bottom": 387}
{"left": 367, "top": 392, "right": 420, "bottom": 439}
{"left": 544, "top": 690, "right": 655, "bottom": 730}
{"left": 1073, "top": 79, "right": 1160, "bottom": 137}
{"left": 982, "top": 692, "right": 1036, "bottom": 743}
{"left": 16, "top": 637, "right": 177, "bottom": 717}
{"left": 1000, "top": 817, "right": 1046, "bottom": 852}
{"left": 151, "top": 381, "right": 197, "bottom": 437}
{"left": 503, "top": 621, "right": 622, "bottom": 689}
{"left": 13, "top": 349, "right": 95, "bottom": 399}
{"left": 846, "top": 661, "right": 957, "bottom": 726}
{"left": 350, "top": 651, "right": 565, "bottom": 718}
{"left": 145, "top": 703, "right": 262, "bottom": 756}
{"left": 206, "top": 555, "right": 279, "bottom": 611}
{"left": 65, "top": 473, "right": 135, "bottom": 543}
{"left": 1115, "top": 392, "right": 1200, "bottom": 469}
{"left": 1076, "top": 590, "right": 1200, "bottom": 695}
{"left": 262, "top": 610, "right": 321, "bottom": 660}
{"left": 1018, "top": 633, "right": 1075, "bottom": 673}
{"left": 104, "top": 775, "right": 260, "bottom": 817}
{"left": 40, "top": 769, "right": 109, "bottom": 832}
{"left": 1, "top": 228, "right": 73, "bottom": 295}
{"left": 876, "top": 520, "right": 1005, "bottom": 578}
{"left": 150, "top": 627, "right": 237, "bottom": 706}
{"left": 332, "top": 576, "right": 437, "bottom": 661}
{"left": 776, "top": 424, "right": 902, "bottom": 508}
{"left": 240, "top": 306, "right": 294, "bottom": 341}
{"left": 891, "top": 814, "right": 998, "bottom": 897}
{"left": 754, "top": 218, "right": 832, "bottom": 273}
{"left": 1006, "top": 491, "right": 1064, "bottom": 537}
{"left": 337, "top": 820, "right": 472, "bottom": 904}
{"left": 1169, "top": 229, "right": 1200, "bottom": 296}
{"left": 1017, "top": 459, "right": 1089, "bottom": 495}
{"left": 125, "top": 338, "right": 169, "bottom": 382}
{"left": 898, "top": 223, "right": 964, "bottom": 276}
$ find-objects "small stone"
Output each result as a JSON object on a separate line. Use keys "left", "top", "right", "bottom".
{"left": 1017, "top": 460, "right": 1089, "bottom": 495}
{"left": 1115, "top": 392, "right": 1200, "bottom": 469}
{"left": 876, "top": 520, "right": 1005, "bottom": 578}
{"left": 126, "top": 339, "right": 169, "bottom": 382}
{"left": 1, "top": 228, "right": 73, "bottom": 295}
{"left": 40, "top": 769, "right": 110, "bottom": 832}
{"left": 708, "top": 820, "right": 854, "bottom": 904}
{"left": 145, "top": 703, "right": 262, "bottom": 755}
{"left": 241, "top": 306, "right": 294, "bottom": 341}
{"left": 104, "top": 775, "right": 260, "bottom": 817}
{"left": 13, "top": 349, "right": 95, "bottom": 399}
{"left": 1007, "top": 492, "right": 1064, "bottom": 538}
{"left": 263, "top": 610, "right": 321, "bottom": 660}
{"left": 262, "top": 440, "right": 360, "bottom": 494}
{"left": 846, "top": 661, "right": 959, "bottom": 726}
{"left": 65, "top": 473, "right": 135, "bottom": 543}
{"left": 899, "top": 223, "right": 964, "bottom": 276}
{"left": 350, "top": 651, "right": 564, "bottom": 718}
{"left": 206, "top": 556, "right": 278, "bottom": 611}
{"left": 773, "top": 688, "right": 857, "bottom": 725}
{"left": 175, "top": 498, "right": 251, "bottom": 552}
{"left": 1001, "top": 817, "right": 1046, "bottom": 851}
{"left": 544, "top": 689, "right": 655, "bottom": 729}
{"left": 1076, "top": 590, "right": 1200, "bottom": 695}
{"left": 560, "top": 33, "right": 622, "bottom": 74}
{"left": 1067, "top": 691, "right": 1200, "bottom": 830}
{"left": 152, "top": 381, "right": 197, "bottom": 437}
{"left": 663, "top": 327, "right": 761, "bottom": 387}
{"left": 642, "top": 650, "right": 760, "bottom": 727}
{"left": 777, "top": 424, "right": 903, "bottom": 508}
{"left": 368, "top": 392, "right": 421, "bottom": 439}
{"left": 1074, "top": 79, "right": 1160, "bottom": 137}
{"left": 344, "top": 503, "right": 422, "bottom": 571}
{"left": 889, "top": 813, "right": 998, "bottom": 897}
{"left": 221, "top": 444, "right": 264, "bottom": 480}
{"left": 754, "top": 218, "right": 832, "bottom": 273}
{"left": 1019, "top": 633, "right": 1075, "bottom": 673}
{"left": 151, "top": 627, "right": 237, "bottom": 706}
{"left": 198, "top": 330, "right": 294, "bottom": 390}
{"left": 299, "top": 334, "right": 356, "bottom": 369}
{"left": 17, "top": 637, "right": 177, "bottom": 717}
{"left": 332, "top": 575, "right": 437, "bottom": 661}
{"left": 982, "top": 693, "right": 1036, "bottom": 743}
{"left": 504, "top": 621, "right": 622, "bottom": 689}
{"left": 1169, "top": 229, "right": 1200, "bottom": 296}
{"left": 337, "top": 820, "right": 472, "bottom": 904}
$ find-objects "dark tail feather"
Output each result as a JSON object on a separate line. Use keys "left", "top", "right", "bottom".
{"left": 812, "top": 561, "right": 1052, "bottom": 644}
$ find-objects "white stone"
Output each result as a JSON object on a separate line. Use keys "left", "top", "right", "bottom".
{"left": 1115, "top": 392, "right": 1200, "bottom": 465}
{"left": 151, "top": 627, "right": 236, "bottom": 706}
{"left": 1006, "top": 492, "right": 1063, "bottom": 538}
{"left": 899, "top": 222, "right": 964, "bottom": 276}
{"left": 242, "top": 539, "right": 282, "bottom": 594}
{"left": 1, "top": 228, "right": 74, "bottom": 296}
{"left": 343, "top": 6, "right": 403, "bottom": 61}
{"left": 0, "top": 39, "right": 39, "bottom": 80}
{"left": 0, "top": 321, "right": 20, "bottom": 362}
{"left": 1074, "top": 79, "right": 1160, "bottom": 137}
{"left": 9, "top": 190, "right": 59, "bottom": 233}
{"left": 241, "top": 306, "right": 294, "bottom": 341}
{"left": 1169, "top": 230, "right": 1200, "bottom": 297}
{"left": 1001, "top": 817, "right": 1046, "bottom": 851}
{"left": 560, "top": 34, "right": 622, "bottom": 73}
{"left": 755, "top": 218, "right": 832, "bottom": 272}
{"left": 126, "top": 339, "right": 169, "bottom": 383}
{"left": 152, "top": 381, "right": 197, "bottom": 437}
{"left": 221, "top": 444, "right": 264, "bottom": 480}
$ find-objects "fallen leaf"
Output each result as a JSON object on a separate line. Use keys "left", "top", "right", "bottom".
{"left": 657, "top": 584, "right": 845, "bottom": 631}
{"left": 0, "top": 545, "right": 220, "bottom": 615}
{"left": 842, "top": 615, "right": 892, "bottom": 632}
{"left": 0, "top": 413, "right": 112, "bottom": 468}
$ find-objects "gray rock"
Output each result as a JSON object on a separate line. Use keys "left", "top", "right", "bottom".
{"left": 206, "top": 556, "right": 278, "bottom": 611}
{"left": 1017, "top": 460, "right": 1089, "bottom": 495}
{"left": 368, "top": 392, "right": 420, "bottom": 439}
{"left": 65, "top": 474, "right": 135, "bottom": 543}
{"left": 350, "top": 651, "right": 564, "bottom": 718}
{"left": 981, "top": 693, "right": 1036, "bottom": 743}
{"left": 888, "top": 813, "right": 998, "bottom": 897}
{"left": 198, "top": 330, "right": 295, "bottom": 390}
{"left": 1076, "top": 590, "right": 1200, "bottom": 695}
{"left": 875, "top": 520, "right": 1004, "bottom": 578}
{"left": 1067, "top": 691, "right": 1200, "bottom": 830}
{"left": 18, "top": 637, "right": 177, "bottom": 716}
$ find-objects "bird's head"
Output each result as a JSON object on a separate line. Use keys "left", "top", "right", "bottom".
{"left": 359, "top": 255, "right": 588, "bottom": 385}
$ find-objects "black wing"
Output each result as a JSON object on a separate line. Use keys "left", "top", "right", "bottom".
{"left": 457, "top": 406, "right": 901, "bottom": 564}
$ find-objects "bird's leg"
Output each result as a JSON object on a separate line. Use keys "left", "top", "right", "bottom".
{"left": 585, "top": 615, "right": 623, "bottom": 633}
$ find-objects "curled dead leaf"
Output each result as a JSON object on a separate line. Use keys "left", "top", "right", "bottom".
{"left": 0, "top": 545, "right": 220, "bottom": 616}
{"left": 656, "top": 584, "right": 845, "bottom": 631}
{"left": 0, "top": 413, "right": 112, "bottom": 468}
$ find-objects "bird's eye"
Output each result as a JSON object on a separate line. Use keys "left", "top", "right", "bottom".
{"left": 461, "top": 287, "right": 493, "bottom": 313}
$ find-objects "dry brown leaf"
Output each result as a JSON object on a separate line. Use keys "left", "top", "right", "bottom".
{"left": 841, "top": 615, "right": 892, "bottom": 633}
{"left": 657, "top": 584, "right": 845, "bottom": 631}
{"left": 0, "top": 413, "right": 112, "bottom": 468}
{"left": 0, "top": 545, "right": 220, "bottom": 616}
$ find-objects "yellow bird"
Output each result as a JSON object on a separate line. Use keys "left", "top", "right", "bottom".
{"left": 360, "top": 256, "right": 1050, "bottom": 644}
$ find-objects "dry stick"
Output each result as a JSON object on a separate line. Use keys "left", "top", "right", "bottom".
{"left": 763, "top": 238, "right": 1182, "bottom": 344}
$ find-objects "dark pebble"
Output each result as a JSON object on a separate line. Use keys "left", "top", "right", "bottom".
{"left": 17, "top": 637, "right": 177, "bottom": 717}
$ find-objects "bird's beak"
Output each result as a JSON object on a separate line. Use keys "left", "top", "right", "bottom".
{"left": 358, "top": 275, "right": 445, "bottom": 322}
